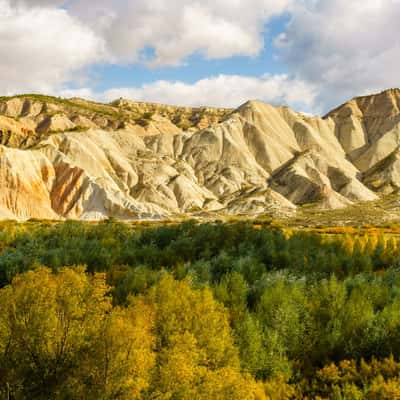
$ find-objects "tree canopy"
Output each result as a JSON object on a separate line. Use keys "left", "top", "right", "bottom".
{"left": 0, "top": 220, "right": 400, "bottom": 398}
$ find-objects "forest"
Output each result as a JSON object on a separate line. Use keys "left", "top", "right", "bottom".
{"left": 1, "top": 220, "right": 400, "bottom": 399}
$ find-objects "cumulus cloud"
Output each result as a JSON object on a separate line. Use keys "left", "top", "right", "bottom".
{"left": 275, "top": 0, "right": 400, "bottom": 111}
{"left": 6, "top": 0, "right": 292, "bottom": 66}
{"left": 61, "top": 74, "right": 316, "bottom": 111}
{"left": 66, "top": 0, "right": 292, "bottom": 65}
{"left": 0, "top": 0, "right": 294, "bottom": 96}
{"left": 0, "top": 0, "right": 104, "bottom": 95}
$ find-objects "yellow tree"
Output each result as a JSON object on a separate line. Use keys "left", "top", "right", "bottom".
{"left": 141, "top": 274, "right": 266, "bottom": 400}
{"left": 198, "top": 367, "right": 266, "bottom": 400}
{"left": 78, "top": 301, "right": 156, "bottom": 400}
{"left": 0, "top": 267, "right": 155, "bottom": 400}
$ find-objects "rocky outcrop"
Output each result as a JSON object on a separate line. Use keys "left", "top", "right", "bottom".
{"left": 36, "top": 114, "right": 76, "bottom": 134}
{"left": 362, "top": 147, "right": 400, "bottom": 195}
{"left": 269, "top": 150, "right": 376, "bottom": 208}
{"left": 0, "top": 116, "right": 38, "bottom": 148}
{"left": 326, "top": 88, "right": 400, "bottom": 170}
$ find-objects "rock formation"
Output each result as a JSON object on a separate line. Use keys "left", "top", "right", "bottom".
{"left": 0, "top": 90, "right": 399, "bottom": 220}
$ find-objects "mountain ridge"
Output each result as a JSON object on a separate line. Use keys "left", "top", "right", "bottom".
{"left": 0, "top": 89, "right": 400, "bottom": 221}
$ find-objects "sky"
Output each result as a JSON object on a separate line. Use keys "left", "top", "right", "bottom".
{"left": 0, "top": 0, "right": 399, "bottom": 114}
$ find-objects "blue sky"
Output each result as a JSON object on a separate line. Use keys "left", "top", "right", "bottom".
{"left": 1, "top": 1, "right": 399, "bottom": 114}
{"left": 88, "top": 14, "right": 289, "bottom": 92}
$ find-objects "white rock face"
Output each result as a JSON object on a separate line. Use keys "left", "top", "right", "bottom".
{"left": 0, "top": 90, "right": 399, "bottom": 220}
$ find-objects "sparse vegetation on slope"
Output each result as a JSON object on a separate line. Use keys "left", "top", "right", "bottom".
{"left": 0, "top": 94, "right": 231, "bottom": 147}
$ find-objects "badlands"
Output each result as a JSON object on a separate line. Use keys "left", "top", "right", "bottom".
{"left": 0, "top": 90, "right": 400, "bottom": 220}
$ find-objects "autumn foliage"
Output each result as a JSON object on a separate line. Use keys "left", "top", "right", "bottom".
{"left": 0, "top": 221, "right": 400, "bottom": 398}
{"left": 0, "top": 268, "right": 264, "bottom": 399}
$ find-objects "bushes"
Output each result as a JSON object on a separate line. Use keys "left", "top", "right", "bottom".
{"left": 3, "top": 221, "right": 398, "bottom": 287}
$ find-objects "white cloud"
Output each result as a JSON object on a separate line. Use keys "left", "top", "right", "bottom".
{"left": 62, "top": 74, "right": 316, "bottom": 111}
{"left": 67, "top": 0, "right": 292, "bottom": 65}
{"left": 275, "top": 0, "right": 400, "bottom": 111}
{"left": 0, "top": 0, "right": 294, "bottom": 96}
{"left": 0, "top": 1, "right": 104, "bottom": 95}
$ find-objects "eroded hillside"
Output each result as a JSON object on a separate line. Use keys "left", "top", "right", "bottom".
{"left": 0, "top": 90, "right": 400, "bottom": 220}
{"left": 0, "top": 95, "right": 231, "bottom": 148}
